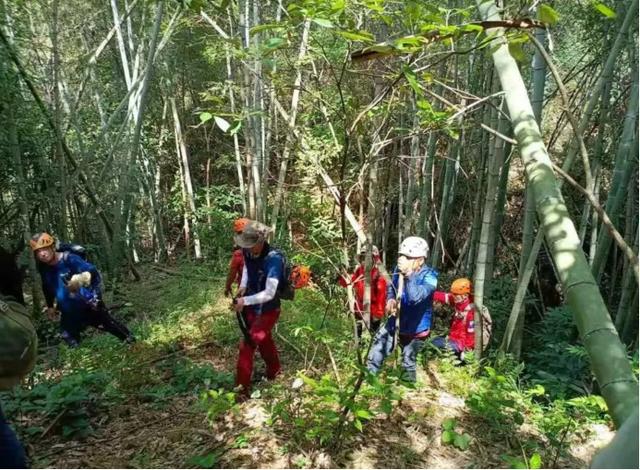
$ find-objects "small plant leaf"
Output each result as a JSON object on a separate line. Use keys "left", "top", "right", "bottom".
{"left": 312, "top": 18, "right": 334, "bottom": 28}
{"left": 442, "top": 417, "right": 457, "bottom": 431}
{"left": 453, "top": 432, "right": 472, "bottom": 450}
{"left": 538, "top": 4, "right": 559, "bottom": 25}
{"left": 593, "top": 2, "right": 617, "bottom": 18}
{"left": 441, "top": 429, "right": 455, "bottom": 444}
{"left": 355, "top": 409, "right": 373, "bottom": 420}
{"left": 529, "top": 453, "right": 542, "bottom": 469}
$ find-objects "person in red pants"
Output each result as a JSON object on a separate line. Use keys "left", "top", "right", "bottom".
{"left": 232, "top": 221, "right": 284, "bottom": 399}
{"left": 225, "top": 218, "right": 250, "bottom": 297}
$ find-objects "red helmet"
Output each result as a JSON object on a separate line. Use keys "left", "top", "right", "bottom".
{"left": 233, "top": 218, "right": 250, "bottom": 233}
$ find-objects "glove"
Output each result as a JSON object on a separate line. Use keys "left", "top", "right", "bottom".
{"left": 67, "top": 272, "right": 92, "bottom": 293}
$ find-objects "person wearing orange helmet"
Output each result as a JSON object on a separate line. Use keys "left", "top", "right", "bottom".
{"left": 338, "top": 245, "right": 387, "bottom": 338}
{"left": 431, "top": 278, "right": 475, "bottom": 359}
{"left": 225, "top": 218, "right": 251, "bottom": 297}
{"left": 30, "top": 232, "right": 135, "bottom": 347}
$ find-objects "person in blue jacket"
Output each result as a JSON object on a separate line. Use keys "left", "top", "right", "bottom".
{"left": 30, "top": 233, "right": 135, "bottom": 347}
{"left": 367, "top": 236, "right": 438, "bottom": 382}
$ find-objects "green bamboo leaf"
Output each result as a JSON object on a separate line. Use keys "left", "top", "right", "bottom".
{"left": 394, "top": 35, "right": 425, "bottom": 48}
{"left": 592, "top": 2, "right": 617, "bottom": 18}
{"left": 264, "top": 37, "right": 285, "bottom": 49}
{"left": 338, "top": 30, "right": 375, "bottom": 42}
{"left": 529, "top": 453, "right": 542, "bottom": 469}
{"left": 331, "top": 0, "right": 345, "bottom": 12}
{"left": 249, "top": 23, "right": 284, "bottom": 35}
{"left": 538, "top": 4, "right": 560, "bottom": 25}
{"left": 312, "top": 18, "right": 334, "bottom": 28}
{"left": 361, "top": 44, "right": 395, "bottom": 55}
{"left": 199, "top": 112, "right": 212, "bottom": 123}
{"left": 460, "top": 24, "right": 484, "bottom": 33}
{"left": 355, "top": 409, "right": 373, "bottom": 420}
{"left": 353, "top": 418, "right": 363, "bottom": 431}
{"left": 508, "top": 42, "right": 526, "bottom": 63}
{"left": 402, "top": 65, "right": 422, "bottom": 95}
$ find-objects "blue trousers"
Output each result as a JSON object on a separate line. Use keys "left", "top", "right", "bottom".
{"left": 431, "top": 336, "right": 466, "bottom": 363}
{"left": 0, "top": 404, "right": 27, "bottom": 469}
{"left": 366, "top": 321, "right": 427, "bottom": 382}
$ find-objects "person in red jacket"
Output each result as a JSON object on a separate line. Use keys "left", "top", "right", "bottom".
{"left": 432, "top": 278, "right": 475, "bottom": 360}
{"left": 225, "top": 218, "right": 250, "bottom": 297}
{"left": 338, "top": 245, "right": 387, "bottom": 337}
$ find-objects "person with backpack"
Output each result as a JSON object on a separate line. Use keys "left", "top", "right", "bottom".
{"left": 231, "top": 221, "right": 285, "bottom": 399}
{"left": 30, "top": 233, "right": 136, "bottom": 347}
{"left": 367, "top": 237, "right": 438, "bottom": 383}
{"left": 225, "top": 218, "right": 250, "bottom": 297}
{"left": 431, "top": 278, "right": 476, "bottom": 361}
{"left": 337, "top": 245, "right": 387, "bottom": 337}
{"left": 0, "top": 243, "right": 37, "bottom": 468}
{"left": 432, "top": 278, "right": 493, "bottom": 359}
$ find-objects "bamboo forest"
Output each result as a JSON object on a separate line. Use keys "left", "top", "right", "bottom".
{"left": 0, "top": 0, "right": 638, "bottom": 468}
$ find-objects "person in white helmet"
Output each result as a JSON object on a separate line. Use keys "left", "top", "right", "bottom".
{"left": 366, "top": 236, "right": 438, "bottom": 382}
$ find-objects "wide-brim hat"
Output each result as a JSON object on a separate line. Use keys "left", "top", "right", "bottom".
{"left": 234, "top": 221, "right": 271, "bottom": 248}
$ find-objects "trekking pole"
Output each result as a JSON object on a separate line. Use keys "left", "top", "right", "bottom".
{"left": 393, "top": 274, "right": 404, "bottom": 367}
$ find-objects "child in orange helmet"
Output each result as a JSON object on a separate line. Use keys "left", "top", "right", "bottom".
{"left": 225, "top": 218, "right": 250, "bottom": 297}
{"left": 432, "top": 278, "right": 475, "bottom": 359}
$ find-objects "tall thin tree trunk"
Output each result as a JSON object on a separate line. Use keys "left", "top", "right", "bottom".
{"left": 418, "top": 132, "right": 435, "bottom": 238}
{"left": 591, "top": 68, "right": 639, "bottom": 279}
{"left": 502, "top": 20, "right": 546, "bottom": 357}
{"left": 51, "top": 0, "right": 68, "bottom": 239}
{"left": 270, "top": 19, "right": 311, "bottom": 232}
{"left": 7, "top": 86, "right": 41, "bottom": 314}
{"left": 116, "top": 0, "right": 164, "bottom": 274}
{"left": 171, "top": 97, "right": 202, "bottom": 259}
{"left": 473, "top": 102, "right": 507, "bottom": 356}
{"left": 223, "top": 11, "right": 246, "bottom": 214}
{"left": 478, "top": 0, "right": 638, "bottom": 428}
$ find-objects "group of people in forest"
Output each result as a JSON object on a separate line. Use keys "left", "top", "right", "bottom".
{"left": 226, "top": 219, "right": 481, "bottom": 392}
{"left": 334, "top": 237, "right": 479, "bottom": 381}
{"left": 0, "top": 219, "right": 480, "bottom": 467}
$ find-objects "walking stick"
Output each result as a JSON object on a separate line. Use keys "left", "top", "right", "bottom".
{"left": 393, "top": 274, "right": 404, "bottom": 366}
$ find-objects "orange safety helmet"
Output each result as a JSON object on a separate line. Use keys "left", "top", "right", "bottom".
{"left": 233, "top": 218, "right": 250, "bottom": 234}
{"left": 290, "top": 265, "right": 311, "bottom": 289}
{"left": 30, "top": 232, "right": 55, "bottom": 252}
{"left": 450, "top": 278, "right": 472, "bottom": 295}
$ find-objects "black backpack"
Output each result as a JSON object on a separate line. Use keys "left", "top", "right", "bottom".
{"left": 57, "top": 242, "right": 88, "bottom": 261}
{"left": 270, "top": 249, "right": 295, "bottom": 301}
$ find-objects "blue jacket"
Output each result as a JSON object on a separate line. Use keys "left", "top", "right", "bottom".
{"left": 387, "top": 265, "right": 438, "bottom": 335}
{"left": 242, "top": 243, "right": 284, "bottom": 314}
{"left": 40, "top": 254, "right": 102, "bottom": 314}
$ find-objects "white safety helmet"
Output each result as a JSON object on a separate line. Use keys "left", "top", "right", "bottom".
{"left": 398, "top": 236, "right": 429, "bottom": 258}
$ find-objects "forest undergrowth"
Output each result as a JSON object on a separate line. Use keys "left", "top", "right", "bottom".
{"left": 0, "top": 261, "right": 623, "bottom": 469}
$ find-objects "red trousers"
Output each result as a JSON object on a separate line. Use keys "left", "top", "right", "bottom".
{"left": 236, "top": 308, "right": 281, "bottom": 394}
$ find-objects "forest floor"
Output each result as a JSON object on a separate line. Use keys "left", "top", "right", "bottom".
{"left": 9, "top": 262, "right": 615, "bottom": 469}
